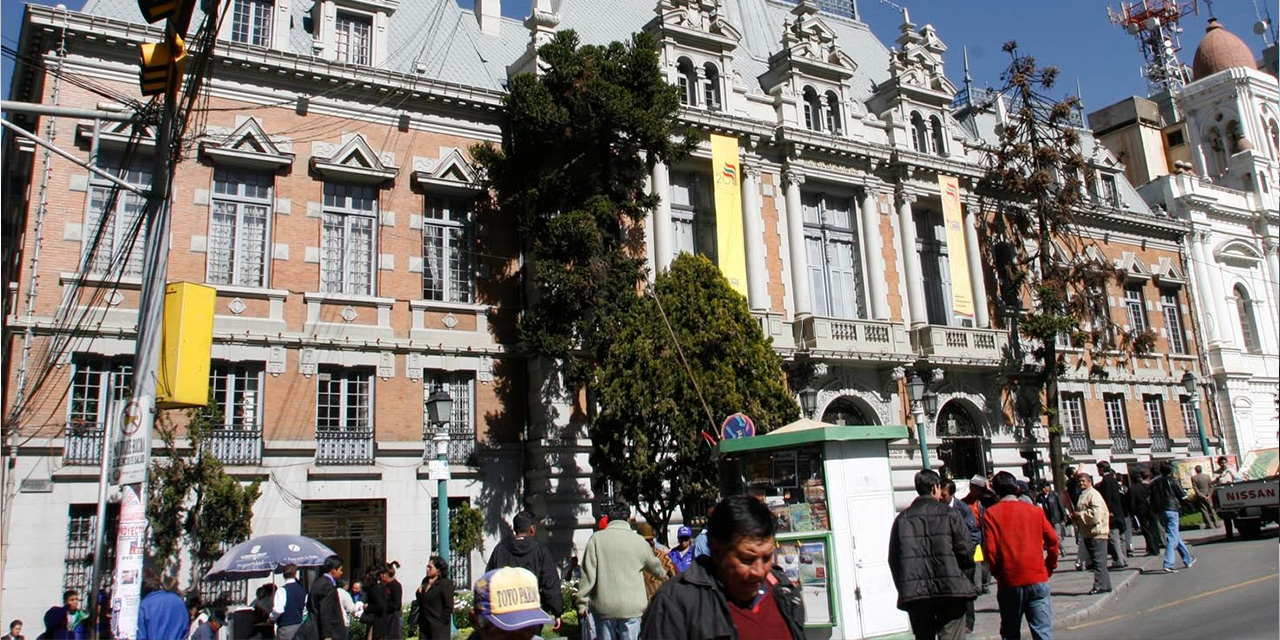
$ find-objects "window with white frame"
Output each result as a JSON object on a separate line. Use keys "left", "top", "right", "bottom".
{"left": 1123, "top": 283, "right": 1147, "bottom": 332}
{"left": 1061, "top": 392, "right": 1089, "bottom": 454}
{"left": 423, "top": 371, "right": 475, "bottom": 464}
{"left": 670, "top": 171, "right": 716, "bottom": 263}
{"left": 207, "top": 363, "right": 263, "bottom": 429}
{"left": 1099, "top": 174, "right": 1119, "bottom": 206}
{"left": 917, "top": 209, "right": 953, "bottom": 326}
{"left": 231, "top": 0, "right": 273, "bottom": 46}
{"left": 802, "top": 192, "right": 865, "bottom": 319}
{"left": 702, "top": 63, "right": 722, "bottom": 111}
{"left": 1179, "top": 396, "right": 1201, "bottom": 450}
{"left": 1103, "top": 393, "right": 1132, "bottom": 452}
{"left": 316, "top": 368, "right": 372, "bottom": 432}
{"left": 208, "top": 168, "right": 271, "bottom": 287}
{"left": 85, "top": 155, "right": 150, "bottom": 277}
{"left": 69, "top": 359, "right": 132, "bottom": 428}
{"left": 1233, "top": 284, "right": 1261, "bottom": 353}
{"left": 422, "top": 197, "right": 473, "bottom": 303}
{"left": 1143, "top": 394, "right": 1169, "bottom": 451}
{"left": 335, "top": 12, "right": 372, "bottom": 66}
{"left": 676, "top": 58, "right": 697, "bottom": 106}
{"left": 910, "top": 112, "right": 930, "bottom": 153}
{"left": 321, "top": 182, "right": 377, "bottom": 295}
{"left": 1160, "top": 288, "right": 1186, "bottom": 354}
{"left": 803, "top": 87, "right": 822, "bottom": 131}
{"left": 824, "top": 91, "right": 842, "bottom": 135}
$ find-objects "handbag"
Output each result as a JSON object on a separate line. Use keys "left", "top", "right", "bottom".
{"left": 407, "top": 599, "right": 421, "bottom": 630}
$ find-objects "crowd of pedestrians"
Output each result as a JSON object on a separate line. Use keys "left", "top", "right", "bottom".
{"left": 10, "top": 456, "right": 1250, "bottom": 640}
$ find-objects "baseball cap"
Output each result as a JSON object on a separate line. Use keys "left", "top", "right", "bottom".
{"left": 474, "top": 567, "right": 554, "bottom": 631}
{"left": 970, "top": 475, "right": 988, "bottom": 489}
{"left": 677, "top": 526, "right": 693, "bottom": 539}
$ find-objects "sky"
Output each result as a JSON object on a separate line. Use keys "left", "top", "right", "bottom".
{"left": 2, "top": 0, "right": 1274, "bottom": 114}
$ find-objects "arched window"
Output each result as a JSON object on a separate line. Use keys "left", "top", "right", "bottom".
{"left": 803, "top": 86, "right": 822, "bottom": 131}
{"left": 821, "top": 396, "right": 874, "bottom": 426}
{"left": 929, "top": 115, "right": 946, "bottom": 156}
{"left": 824, "top": 90, "right": 842, "bottom": 134}
{"left": 676, "top": 58, "right": 697, "bottom": 106}
{"left": 911, "top": 111, "right": 929, "bottom": 153}
{"left": 702, "top": 63, "right": 722, "bottom": 111}
{"left": 1234, "top": 284, "right": 1261, "bottom": 353}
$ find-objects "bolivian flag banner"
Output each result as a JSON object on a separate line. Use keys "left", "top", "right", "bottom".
{"left": 711, "top": 133, "right": 749, "bottom": 297}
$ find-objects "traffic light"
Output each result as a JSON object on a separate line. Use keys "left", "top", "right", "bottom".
{"left": 137, "top": 0, "right": 179, "bottom": 23}
{"left": 138, "top": 32, "right": 186, "bottom": 96}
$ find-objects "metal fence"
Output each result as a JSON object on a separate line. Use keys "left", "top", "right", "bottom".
{"left": 204, "top": 429, "right": 263, "bottom": 465}
{"left": 64, "top": 422, "right": 105, "bottom": 465}
{"left": 315, "top": 428, "right": 374, "bottom": 465}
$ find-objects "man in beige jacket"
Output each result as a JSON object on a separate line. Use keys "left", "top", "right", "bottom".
{"left": 1072, "top": 473, "right": 1112, "bottom": 594}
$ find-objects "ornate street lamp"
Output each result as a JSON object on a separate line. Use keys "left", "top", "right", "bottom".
{"left": 906, "top": 372, "right": 932, "bottom": 470}
{"left": 1181, "top": 370, "right": 1211, "bottom": 455}
{"left": 800, "top": 385, "right": 818, "bottom": 420}
{"left": 425, "top": 384, "right": 454, "bottom": 572}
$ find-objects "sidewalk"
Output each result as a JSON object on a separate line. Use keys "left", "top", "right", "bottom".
{"left": 968, "top": 525, "right": 1221, "bottom": 640}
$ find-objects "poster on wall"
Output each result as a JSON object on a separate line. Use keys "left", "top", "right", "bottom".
{"left": 112, "top": 485, "right": 147, "bottom": 640}
{"left": 799, "top": 540, "right": 832, "bottom": 624}
{"left": 937, "top": 175, "right": 975, "bottom": 326}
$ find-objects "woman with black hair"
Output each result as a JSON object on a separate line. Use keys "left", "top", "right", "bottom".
{"left": 361, "top": 564, "right": 395, "bottom": 640}
{"left": 384, "top": 561, "right": 403, "bottom": 639}
{"left": 415, "top": 556, "right": 454, "bottom": 640}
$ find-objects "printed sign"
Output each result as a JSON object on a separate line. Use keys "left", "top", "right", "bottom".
{"left": 938, "top": 175, "right": 975, "bottom": 325}
{"left": 112, "top": 486, "right": 147, "bottom": 640}
{"left": 112, "top": 395, "right": 154, "bottom": 487}
{"left": 721, "top": 413, "right": 756, "bottom": 440}
{"left": 710, "top": 133, "right": 749, "bottom": 296}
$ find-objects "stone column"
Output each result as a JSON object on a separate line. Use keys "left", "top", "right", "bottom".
{"left": 741, "top": 164, "right": 768, "bottom": 310}
{"left": 783, "top": 168, "right": 812, "bottom": 317}
{"left": 652, "top": 161, "right": 673, "bottom": 273}
{"left": 1264, "top": 237, "right": 1280, "bottom": 319}
{"left": 1189, "top": 230, "right": 1221, "bottom": 344}
{"left": 963, "top": 204, "right": 990, "bottom": 328}
{"left": 1200, "top": 231, "right": 1235, "bottom": 346}
{"left": 860, "top": 188, "right": 890, "bottom": 320}
{"left": 897, "top": 192, "right": 927, "bottom": 328}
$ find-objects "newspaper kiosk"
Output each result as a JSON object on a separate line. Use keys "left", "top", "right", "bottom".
{"left": 717, "top": 418, "right": 910, "bottom": 640}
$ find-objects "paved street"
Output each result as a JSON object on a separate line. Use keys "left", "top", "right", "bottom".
{"left": 1057, "top": 526, "right": 1278, "bottom": 640}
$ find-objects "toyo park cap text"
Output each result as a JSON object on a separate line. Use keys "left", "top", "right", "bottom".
{"left": 473, "top": 567, "right": 554, "bottom": 631}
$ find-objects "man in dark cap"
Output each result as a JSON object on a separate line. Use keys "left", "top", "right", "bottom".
{"left": 486, "top": 510, "right": 564, "bottom": 629}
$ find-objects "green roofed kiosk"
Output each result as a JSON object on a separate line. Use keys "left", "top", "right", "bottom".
{"left": 717, "top": 417, "right": 911, "bottom": 640}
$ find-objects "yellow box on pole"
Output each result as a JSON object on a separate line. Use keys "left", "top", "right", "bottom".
{"left": 157, "top": 282, "right": 216, "bottom": 409}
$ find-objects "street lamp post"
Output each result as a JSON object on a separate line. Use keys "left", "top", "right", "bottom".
{"left": 800, "top": 386, "right": 818, "bottom": 420}
{"left": 1182, "top": 370, "right": 1211, "bottom": 455}
{"left": 425, "top": 384, "right": 454, "bottom": 571}
{"left": 907, "top": 373, "right": 932, "bottom": 470}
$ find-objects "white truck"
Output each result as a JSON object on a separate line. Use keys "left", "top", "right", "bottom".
{"left": 1213, "top": 476, "right": 1280, "bottom": 538}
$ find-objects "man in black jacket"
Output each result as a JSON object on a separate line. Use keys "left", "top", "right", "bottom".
{"left": 305, "top": 555, "right": 349, "bottom": 640}
{"left": 1095, "top": 461, "right": 1129, "bottom": 568}
{"left": 889, "top": 469, "right": 975, "bottom": 640}
{"left": 640, "top": 495, "right": 804, "bottom": 640}
{"left": 486, "top": 511, "right": 564, "bottom": 628}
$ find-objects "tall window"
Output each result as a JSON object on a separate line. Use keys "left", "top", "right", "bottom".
{"left": 803, "top": 87, "right": 822, "bottom": 131}
{"left": 824, "top": 91, "right": 841, "bottom": 134}
{"left": 1124, "top": 283, "right": 1147, "bottom": 332}
{"left": 1233, "top": 285, "right": 1261, "bottom": 353}
{"left": 231, "top": 0, "right": 272, "bottom": 46}
{"left": 1061, "top": 392, "right": 1090, "bottom": 455}
{"left": 676, "top": 58, "right": 697, "bottom": 106}
{"left": 335, "top": 12, "right": 372, "bottom": 65}
{"left": 208, "top": 169, "right": 271, "bottom": 287}
{"left": 424, "top": 371, "right": 475, "bottom": 464}
{"left": 321, "top": 182, "right": 376, "bottom": 295}
{"left": 1180, "top": 396, "right": 1202, "bottom": 451}
{"left": 207, "top": 363, "right": 263, "bottom": 430}
{"left": 1103, "top": 393, "right": 1132, "bottom": 453}
{"left": 63, "top": 504, "right": 118, "bottom": 599}
{"left": 317, "top": 369, "right": 372, "bottom": 432}
{"left": 1143, "top": 394, "right": 1169, "bottom": 452}
{"left": 670, "top": 172, "right": 716, "bottom": 262}
{"left": 702, "top": 63, "right": 721, "bottom": 111}
{"left": 85, "top": 155, "right": 150, "bottom": 277}
{"left": 67, "top": 359, "right": 131, "bottom": 464}
{"left": 910, "top": 112, "right": 929, "bottom": 153}
{"left": 422, "top": 197, "right": 473, "bottom": 303}
{"left": 1160, "top": 288, "right": 1186, "bottom": 354}
{"left": 917, "top": 209, "right": 953, "bottom": 326}
{"left": 929, "top": 115, "right": 946, "bottom": 156}
{"left": 802, "top": 192, "right": 865, "bottom": 319}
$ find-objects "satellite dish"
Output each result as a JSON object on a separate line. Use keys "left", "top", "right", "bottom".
{"left": 1255, "top": 20, "right": 1268, "bottom": 35}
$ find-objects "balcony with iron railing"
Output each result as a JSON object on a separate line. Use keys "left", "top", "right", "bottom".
{"left": 1109, "top": 428, "right": 1134, "bottom": 454}
{"left": 794, "top": 316, "right": 913, "bottom": 358}
{"left": 1150, "top": 430, "right": 1171, "bottom": 453}
{"left": 1067, "top": 429, "right": 1091, "bottom": 456}
{"left": 422, "top": 426, "right": 477, "bottom": 465}
{"left": 64, "top": 421, "right": 105, "bottom": 465}
{"left": 315, "top": 428, "right": 374, "bottom": 465}
{"left": 912, "top": 325, "right": 1008, "bottom": 363}
{"left": 204, "top": 428, "right": 263, "bottom": 465}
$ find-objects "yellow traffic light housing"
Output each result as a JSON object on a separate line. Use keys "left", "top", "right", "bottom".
{"left": 138, "top": 33, "right": 187, "bottom": 96}
{"left": 137, "top": 0, "right": 179, "bottom": 23}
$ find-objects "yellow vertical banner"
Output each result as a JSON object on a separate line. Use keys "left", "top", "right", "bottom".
{"left": 938, "top": 175, "right": 975, "bottom": 324}
{"left": 711, "top": 133, "right": 748, "bottom": 296}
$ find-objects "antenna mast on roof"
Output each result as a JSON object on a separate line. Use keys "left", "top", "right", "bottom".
{"left": 1107, "top": 0, "right": 1199, "bottom": 96}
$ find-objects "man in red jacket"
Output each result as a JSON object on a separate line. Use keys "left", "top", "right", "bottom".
{"left": 983, "top": 472, "right": 1060, "bottom": 640}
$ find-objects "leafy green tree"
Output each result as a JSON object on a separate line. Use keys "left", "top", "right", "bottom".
{"left": 592, "top": 254, "right": 799, "bottom": 540}
{"left": 976, "top": 42, "right": 1154, "bottom": 492}
{"left": 451, "top": 500, "right": 485, "bottom": 557}
{"left": 148, "top": 399, "right": 262, "bottom": 582}
{"left": 471, "top": 29, "right": 694, "bottom": 385}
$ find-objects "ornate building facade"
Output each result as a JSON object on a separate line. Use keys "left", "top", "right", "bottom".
{"left": 2, "top": 0, "right": 1213, "bottom": 625}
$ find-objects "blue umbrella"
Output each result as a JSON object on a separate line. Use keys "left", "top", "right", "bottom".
{"left": 203, "top": 534, "right": 338, "bottom": 581}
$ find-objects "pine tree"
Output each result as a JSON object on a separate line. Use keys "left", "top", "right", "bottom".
{"left": 592, "top": 254, "right": 798, "bottom": 540}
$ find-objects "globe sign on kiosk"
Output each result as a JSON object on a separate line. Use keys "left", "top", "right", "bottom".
{"left": 721, "top": 413, "right": 756, "bottom": 440}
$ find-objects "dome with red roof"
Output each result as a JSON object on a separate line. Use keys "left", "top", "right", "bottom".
{"left": 1192, "top": 19, "right": 1257, "bottom": 81}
